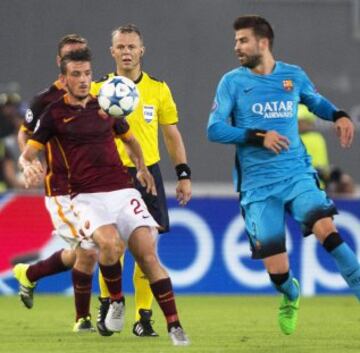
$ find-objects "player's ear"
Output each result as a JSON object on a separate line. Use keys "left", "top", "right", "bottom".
{"left": 110, "top": 46, "right": 115, "bottom": 58}
{"left": 59, "top": 73, "right": 66, "bottom": 86}
{"left": 56, "top": 55, "right": 61, "bottom": 68}
{"left": 259, "top": 37, "right": 269, "bottom": 51}
{"left": 140, "top": 46, "right": 145, "bottom": 57}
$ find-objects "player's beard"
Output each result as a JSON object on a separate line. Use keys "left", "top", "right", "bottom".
{"left": 240, "top": 53, "right": 262, "bottom": 69}
{"left": 67, "top": 85, "right": 89, "bottom": 101}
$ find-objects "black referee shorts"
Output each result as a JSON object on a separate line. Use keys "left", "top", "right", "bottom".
{"left": 127, "top": 163, "right": 170, "bottom": 233}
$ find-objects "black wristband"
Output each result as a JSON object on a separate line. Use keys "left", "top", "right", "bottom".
{"left": 175, "top": 163, "right": 191, "bottom": 180}
{"left": 246, "top": 129, "right": 266, "bottom": 146}
{"left": 333, "top": 110, "right": 351, "bottom": 122}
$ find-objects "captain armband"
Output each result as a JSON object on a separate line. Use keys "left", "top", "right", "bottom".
{"left": 333, "top": 110, "right": 351, "bottom": 122}
{"left": 246, "top": 129, "right": 267, "bottom": 146}
{"left": 175, "top": 163, "right": 191, "bottom": 180}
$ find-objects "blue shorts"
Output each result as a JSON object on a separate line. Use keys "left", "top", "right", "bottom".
{"left": 128, "top": 163, "right": 169, "bottom": 233}
{"left": 240, "top": 174, "right": 337, "bottom": 259}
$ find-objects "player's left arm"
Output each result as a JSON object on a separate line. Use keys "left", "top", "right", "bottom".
{"left": 161, "top": 124, "right": 192, "bottom": 206}
{"left": 299, "top": 69, "right": 354, "bottom": 148}
{"left": 334, "top": 116, "right": 354, "bottom": 148}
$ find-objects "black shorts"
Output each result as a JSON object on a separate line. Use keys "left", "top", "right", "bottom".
{"left": 128, "top": 163, "right": 169, "bottom": 233}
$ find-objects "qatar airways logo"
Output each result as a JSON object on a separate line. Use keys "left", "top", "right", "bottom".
{"left": 252, "top": 100, "right": 294, "bottom": 118}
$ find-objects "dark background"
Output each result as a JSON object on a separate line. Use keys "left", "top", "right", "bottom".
{"left": 1, "top": 0, "right": 359, "bottom": 184}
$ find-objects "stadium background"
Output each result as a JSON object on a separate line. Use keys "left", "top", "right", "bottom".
{"left": 1, "top": 0, "right": 360, "bottom": 296}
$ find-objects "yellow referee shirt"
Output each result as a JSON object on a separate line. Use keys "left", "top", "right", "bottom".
{"left": 300, "top": 131, "right": 329, "bottom": 170}
{"left": 91, "top": 72, "right": 179, "bottom": 167}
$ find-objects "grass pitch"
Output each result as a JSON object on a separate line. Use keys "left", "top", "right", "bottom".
{"left": 0, "top": 295, "right": 359, "bottom": 353}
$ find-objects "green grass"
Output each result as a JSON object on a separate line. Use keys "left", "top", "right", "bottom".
{"left": 0, "top": 295, "right": 359, "bottom": 353}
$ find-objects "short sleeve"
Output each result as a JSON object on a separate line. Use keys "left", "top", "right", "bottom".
{"left": 158, "top": 82, "right": 179, "bottom": 125}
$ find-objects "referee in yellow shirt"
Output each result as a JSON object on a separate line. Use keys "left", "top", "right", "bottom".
{"left": 91, "top": 24, "right": 192, "bottom": 337}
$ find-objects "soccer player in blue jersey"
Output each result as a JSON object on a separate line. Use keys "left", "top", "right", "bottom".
{"left": 207, "top": 15, "right": 359, "bottom": 335}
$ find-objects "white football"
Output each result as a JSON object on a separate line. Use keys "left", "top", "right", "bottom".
{"left": 98, "top": 76, "right": 139, "bottom": 118}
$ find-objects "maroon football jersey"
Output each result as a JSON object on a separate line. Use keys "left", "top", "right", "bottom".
{"left": 29, "top": 94, "right": 133, "bottom": 195}
{"left": 22, "top": 80, "right": 69, "bottom": 196}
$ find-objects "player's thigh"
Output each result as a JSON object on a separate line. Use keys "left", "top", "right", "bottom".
{"left": 128, "top": 226, "right": 157, "bottom": 261}
{"left": 114, "top": 188, "right": 159, "bottom": 243}
{"left": 243, "top": 197, "right": 286, "bottom": 259}
{"left": 288, "top": 179, "right": 337, "bottom": 236}
{"left": 45, "top": 195, "right": 78, "bottom": 242}
{"left": 72, "top": 193, "right": 114, "bottom": 239}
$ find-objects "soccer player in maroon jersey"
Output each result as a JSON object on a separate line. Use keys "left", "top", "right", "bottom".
{"left": 14, "top": 34, "right": 102, "bottom": 332}
{"left": 15, "top": 35, "right": 156, "bottom": 333}
{"left": 19, "top": 48, "right": 190, "bottom": 346}
{"left": 15, "top": 34, "right": 156, "bottom": 332}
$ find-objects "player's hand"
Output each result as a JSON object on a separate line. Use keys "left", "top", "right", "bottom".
{"left": 176, "top": 179, "right": 192, "bottom": 206}
{"left": 136, "top": 168, "right": 157, "bottom": 196}
{"left": 22, "top": 159, "right": 44, "bottom": 188}
{"left": 263, "top": 131, "right": 290, "bottom": 154}
{"left": 334, "top": 117, "right": 354, "bottom": 148}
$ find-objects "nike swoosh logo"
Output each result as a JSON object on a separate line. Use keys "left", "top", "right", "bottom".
{"left": 63, "top": 116, "right": 75, "bottom": 123}
{"left": 243, "top": 87, "right": 254, "bottom": 94}
{"left": 142, "top": 215, "right": 150, "bottom": 219}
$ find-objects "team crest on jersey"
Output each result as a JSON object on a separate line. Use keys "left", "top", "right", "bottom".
{"left": 25, "top": 109, "right": 33, "bottom": 123}
{"left": 143, "top": 105, "right": 155, "bottom": 123}
{"left": 283, "top": 80, "right": 293, "bottom": 91}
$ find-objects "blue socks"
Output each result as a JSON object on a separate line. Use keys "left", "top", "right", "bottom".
{"left": 323, "top": 232, "right": 360, "bottom": 300}
{"left": 329, "top": 242, "right": 360, "bottom": 300}
{"left": 269, "top": 272, "right": 299, "bottom": 301}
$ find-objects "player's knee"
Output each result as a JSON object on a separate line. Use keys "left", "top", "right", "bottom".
{"left": 137, "top": 252, "right": 158, "bottom": 271}
{"left": 98, "top": 236, "right": 123, "bottom": 260}
{"left": 75, "top": 249, "right": 97, "bottom": 272}
{"left": 61, "top": 249, "right": 76, "bottom": 267}
{"left": 312, "top": 217, "right": 337, "bottom": 243}
{"left": 85, "top": 248, "right": 98, "bottom": 264}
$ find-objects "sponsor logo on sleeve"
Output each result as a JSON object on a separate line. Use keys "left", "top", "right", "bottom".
{"left": 25, "top": 109, "right": 34, "bottom": 123}
{"left": 210, "top": 101, "right": 218, "bottom": 113}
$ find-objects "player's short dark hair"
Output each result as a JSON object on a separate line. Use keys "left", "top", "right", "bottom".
{"left": 60, "top": 48, "right": 92, "bottom": 74}
{"left": 111, "top": 24, "right": 143, "bottom": 44}
{"left": 57, "top": 34, "right": 88, "bottom": 56}
{"left": 233, "top": 15, "right": 274, "bottom": 49}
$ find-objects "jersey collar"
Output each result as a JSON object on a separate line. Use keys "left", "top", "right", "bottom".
{"left": 114, "top": 71, "right": 143, "bottom": 84}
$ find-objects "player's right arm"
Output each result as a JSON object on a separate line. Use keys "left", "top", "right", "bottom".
{"left": 18, "top": 127, "right": 32, "bottom": 153}
{"left": 18, "top": 145, "right": 44, "bottom": 188}
{"left": 113, "top": 118, "right": 156, "bottom": 195}
{"left": 18, "top": 109, "right": 55, "bottom": 188}
{"left": 207, "top": 77, "right": 248, "bottom": 144}
{"left": 207, "top": 76, "right": 289, "bottom": 152}
{"left": 18, "top": 95, "right": 45, "bottom": 151}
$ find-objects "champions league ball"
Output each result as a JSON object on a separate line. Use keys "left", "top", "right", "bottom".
{"left": 98, "top": 76, "right": 140, "bottom": 118}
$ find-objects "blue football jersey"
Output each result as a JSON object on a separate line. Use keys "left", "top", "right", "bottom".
{"left": 207, "top": 61, "right": 338, "bottom": 192}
